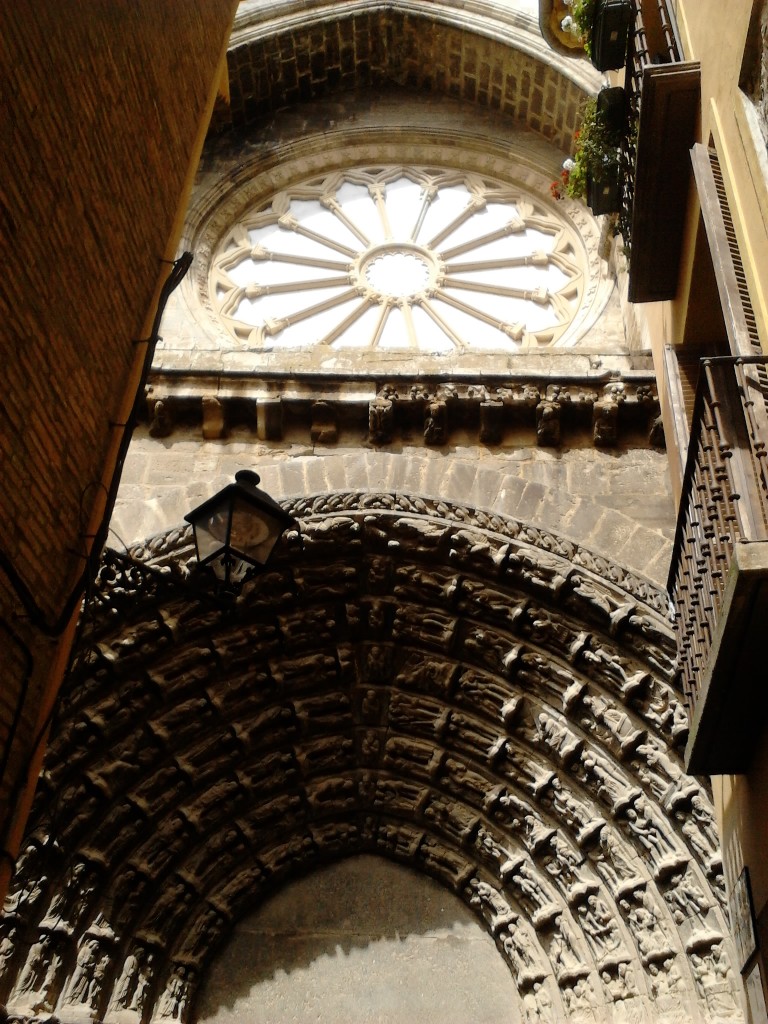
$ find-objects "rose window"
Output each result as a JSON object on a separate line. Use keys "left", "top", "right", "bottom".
{"left": 211, "top": 167, "right": 584, "bottom": 352}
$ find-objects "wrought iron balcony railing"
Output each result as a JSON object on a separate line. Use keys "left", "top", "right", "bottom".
{"left": 617, "top": 0, "right": 681, "bottom": 245}
{"left": 667, "top": 355, "right": 768, "bottom": 771}
{"left": 618, "top": 0, "right": 700, "bottom": 303}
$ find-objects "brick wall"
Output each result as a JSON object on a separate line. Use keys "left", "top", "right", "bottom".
{"left": 0, "top": 2, "right": 237, "bottom": 857}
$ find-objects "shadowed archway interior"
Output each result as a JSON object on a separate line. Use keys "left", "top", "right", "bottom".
{"left": 196, "top": 855, "right": 523, "bottom": 1024}
{"left": 0, "top": 495, "right": 739, "bottom": 1023}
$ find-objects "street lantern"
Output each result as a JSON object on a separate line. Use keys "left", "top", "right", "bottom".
{"left": 184, "top": 470, "right": 296, "bottom": 590}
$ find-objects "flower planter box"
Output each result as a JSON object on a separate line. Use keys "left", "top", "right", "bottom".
{"left": 587, "top": 164, "right": 622, "bottom": 215}
{"left": 591, "top": 0, "right": 632, "bottom": 71}
{"left": 596, "top": 85, "right": 627, "bottom": 136}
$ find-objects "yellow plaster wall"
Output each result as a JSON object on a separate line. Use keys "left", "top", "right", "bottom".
{"left": 675, "top": 0, "right": 768, "bottom": 351}
{"left": 670, "top": 12, "right": 768, "bottom": 1005}
{"left": 713, "top": 725, "right": 768, "bottom": 978}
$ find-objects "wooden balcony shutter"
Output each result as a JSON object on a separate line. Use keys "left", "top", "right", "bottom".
{"left": 664, "top": 145, "right": 765, "bottom": 468}
{"left": 690, "top": 143, "right": 763, "bottom": 358}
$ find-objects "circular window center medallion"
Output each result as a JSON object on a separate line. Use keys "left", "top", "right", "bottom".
{"left": 364, "top": 249, "right": 430, "bottom": 298}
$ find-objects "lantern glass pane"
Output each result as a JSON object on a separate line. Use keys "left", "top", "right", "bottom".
{"left": 206, "top": 552, "right": 252, "bottom": 584}
{"left": 194, "top": 503, "right": 232, "bottom": 563}
{"left": 230, "top": 496, "right": 283, "bottom": 565}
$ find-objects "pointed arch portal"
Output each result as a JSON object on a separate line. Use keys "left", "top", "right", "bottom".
{"left": 0, "top": 495, "right": 742, "bottom": 1023}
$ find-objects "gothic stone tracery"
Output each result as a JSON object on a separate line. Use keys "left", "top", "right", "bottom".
{"left": 0, "top": 496, "right": 740, "bottom": 1024}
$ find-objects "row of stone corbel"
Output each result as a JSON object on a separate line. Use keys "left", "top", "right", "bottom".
{"left": 143, "top": 376, "right": 663, "bottom": 447}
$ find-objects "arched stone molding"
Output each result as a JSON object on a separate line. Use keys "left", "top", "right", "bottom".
{"left": 111, "top": 450, "right": 673, "bottom": 584}
{"left": 0, "top": 497, "right": 740, "bottom": 1023}
{"left": 229, "top": 0, "right": 600, "bottom": 122}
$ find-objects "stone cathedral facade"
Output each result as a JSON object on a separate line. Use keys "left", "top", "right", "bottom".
{"left": 2, "top": 1, "right": 767, "bottom": 1022}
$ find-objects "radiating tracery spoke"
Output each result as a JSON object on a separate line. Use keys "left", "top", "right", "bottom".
{"left": 211, "top": 166, "right": 585, "bottom": 351}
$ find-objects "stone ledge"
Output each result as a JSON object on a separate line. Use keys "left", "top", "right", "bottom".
{"left": 142, "top": 369, "right": 663, "bottom": 449}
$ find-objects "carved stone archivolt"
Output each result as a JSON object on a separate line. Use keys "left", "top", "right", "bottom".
{"left": 0, "top": 495, "right": 740, "bottom": 1023}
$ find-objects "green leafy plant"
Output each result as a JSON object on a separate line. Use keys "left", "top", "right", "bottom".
{"left": 550, "top": 96, "right": 620, "bottom": 202}
{"left": 570, "top": 0, "right": 596, "bottom": 55}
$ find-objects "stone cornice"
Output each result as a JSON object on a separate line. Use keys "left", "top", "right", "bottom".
{"left": 142, "top": 364, "right": 663, "bottom": 449}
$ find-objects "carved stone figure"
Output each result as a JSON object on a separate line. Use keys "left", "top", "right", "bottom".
{"left": 498, "top": 921, "right": 545, "bottom": 983}
{"left": 593, "top": 397, "right": 618, "bottom": 446}
{"left": 65, "top": 937, "right": 101, "bottom": 1005}
{"left": 577, "top": 893, "right": 623, "bottom": 958}
{"left": 524, "top": 814, "right": 557, "bottom": 855}
{"left": 525, "top": 610, "right": 587, "bottom": 663}
{"left": 635, "top": 737, "right": 683, "bottom": 789}
{"left": 148, "top": 398, "right": 173, "bottom": 437}
{"left": 140, "top": 879, "right": 194, "bottom": 936}
{"left": 663, "top": 870, "right": 711, "bottom": 925}
{"left": 455, "top": 667, "right": 516, "bottom": 720}
{"left": 580, "top": 692, "right": 644, "bottom": 754}
{"left": 505, "top": 862, "right": 559, "bottom": 926}
{"left": 601, "top": 962, "right": 638, "bottom": 1003}
{"left": 548, "top": 914, "right": 585, "bottom": 976}
{"left": 110, "top": 866, "right": 151, "bottom": 930}
{"left": 85, "top": 952, "right": 109, "bottom": 1011}
{"left": 690, "top": 944, "right": 740, "bottom": 1018}
{"left": 466, "top": 878, "right": 515, "bottom": 931}
{"left": 424, "top": 399, "right": 447, "bottom": 444}
{"left": 532, "top": 981, "right": 556, "bottom": 1023}
{"left": 441, "top": 756, "right": 493, "bottom": 805}
{"left": 156, "top": 964, "right": 192, "bottom": 1020}
{"left": 0, "top": 927, "right": 17, "bottom": 976}
{"left": 384, "top": 735, "right": 441, "bottom": 777}
{"left": 417, "top": 836, "right": 471, "bottom": 886}
{"left": 648, "top": 957, "right": 687, "bottom": 1020}
{"left": 541, "top": 777, "right": 605, "bottom": 844}
{"left": 579, "top": 749, "right": 639, "bottom": 813}
{"left": 542, "top": 832, "right": 586, "bottom": 893}
{"left": 369, "top": 395, "right": 394, "bottom": 445}
{"left": 535, "top": 709, "right": 582, "bottom": 766}
{"left": 501, "top": 743, "right": 556, "bottom": 798}
{"left": 689, "top": 794, "right": 720, "bottom": 849}
{"left": 12, "top": 934, "right": 52, "bottom": 1003}
{"left": 110, "top": 948, "right": 143, "bottom": 1010}
{"left": 562, "top": 977, "right": 598, "bottom": 1022}
{"left": 38, "top": 860, "right": 95, "bottom": 933}
{"left": 387, "top": 691, "right": 444, "bottom": 737}
{"left": 3, "top": 874, "right": 48, "bottom": 918}
{"left": 36, "top": 946, "right": 64, "bottom": 1013}
{"left": 620, "top": 889, "right": 673, "bottom": 961}
{"left": 565, "top": 574, "right": 636, "bottom": 634}
{"left": 425, "top": 796, "right": 478, "bottom": 846}
{"left": 622, "top": 799, "right": 683, "bottom": 871}
{"left": 536, "top": 398, "right": 561, "bottom": 446}
{"left": 676, "top": 811, "right": 719, "bottom": 866}
{"left": 393, "top": 606, "right": 456, "bottom": 650}
{"left": 475, "top": 825, "right": 511, "bottom": 867}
